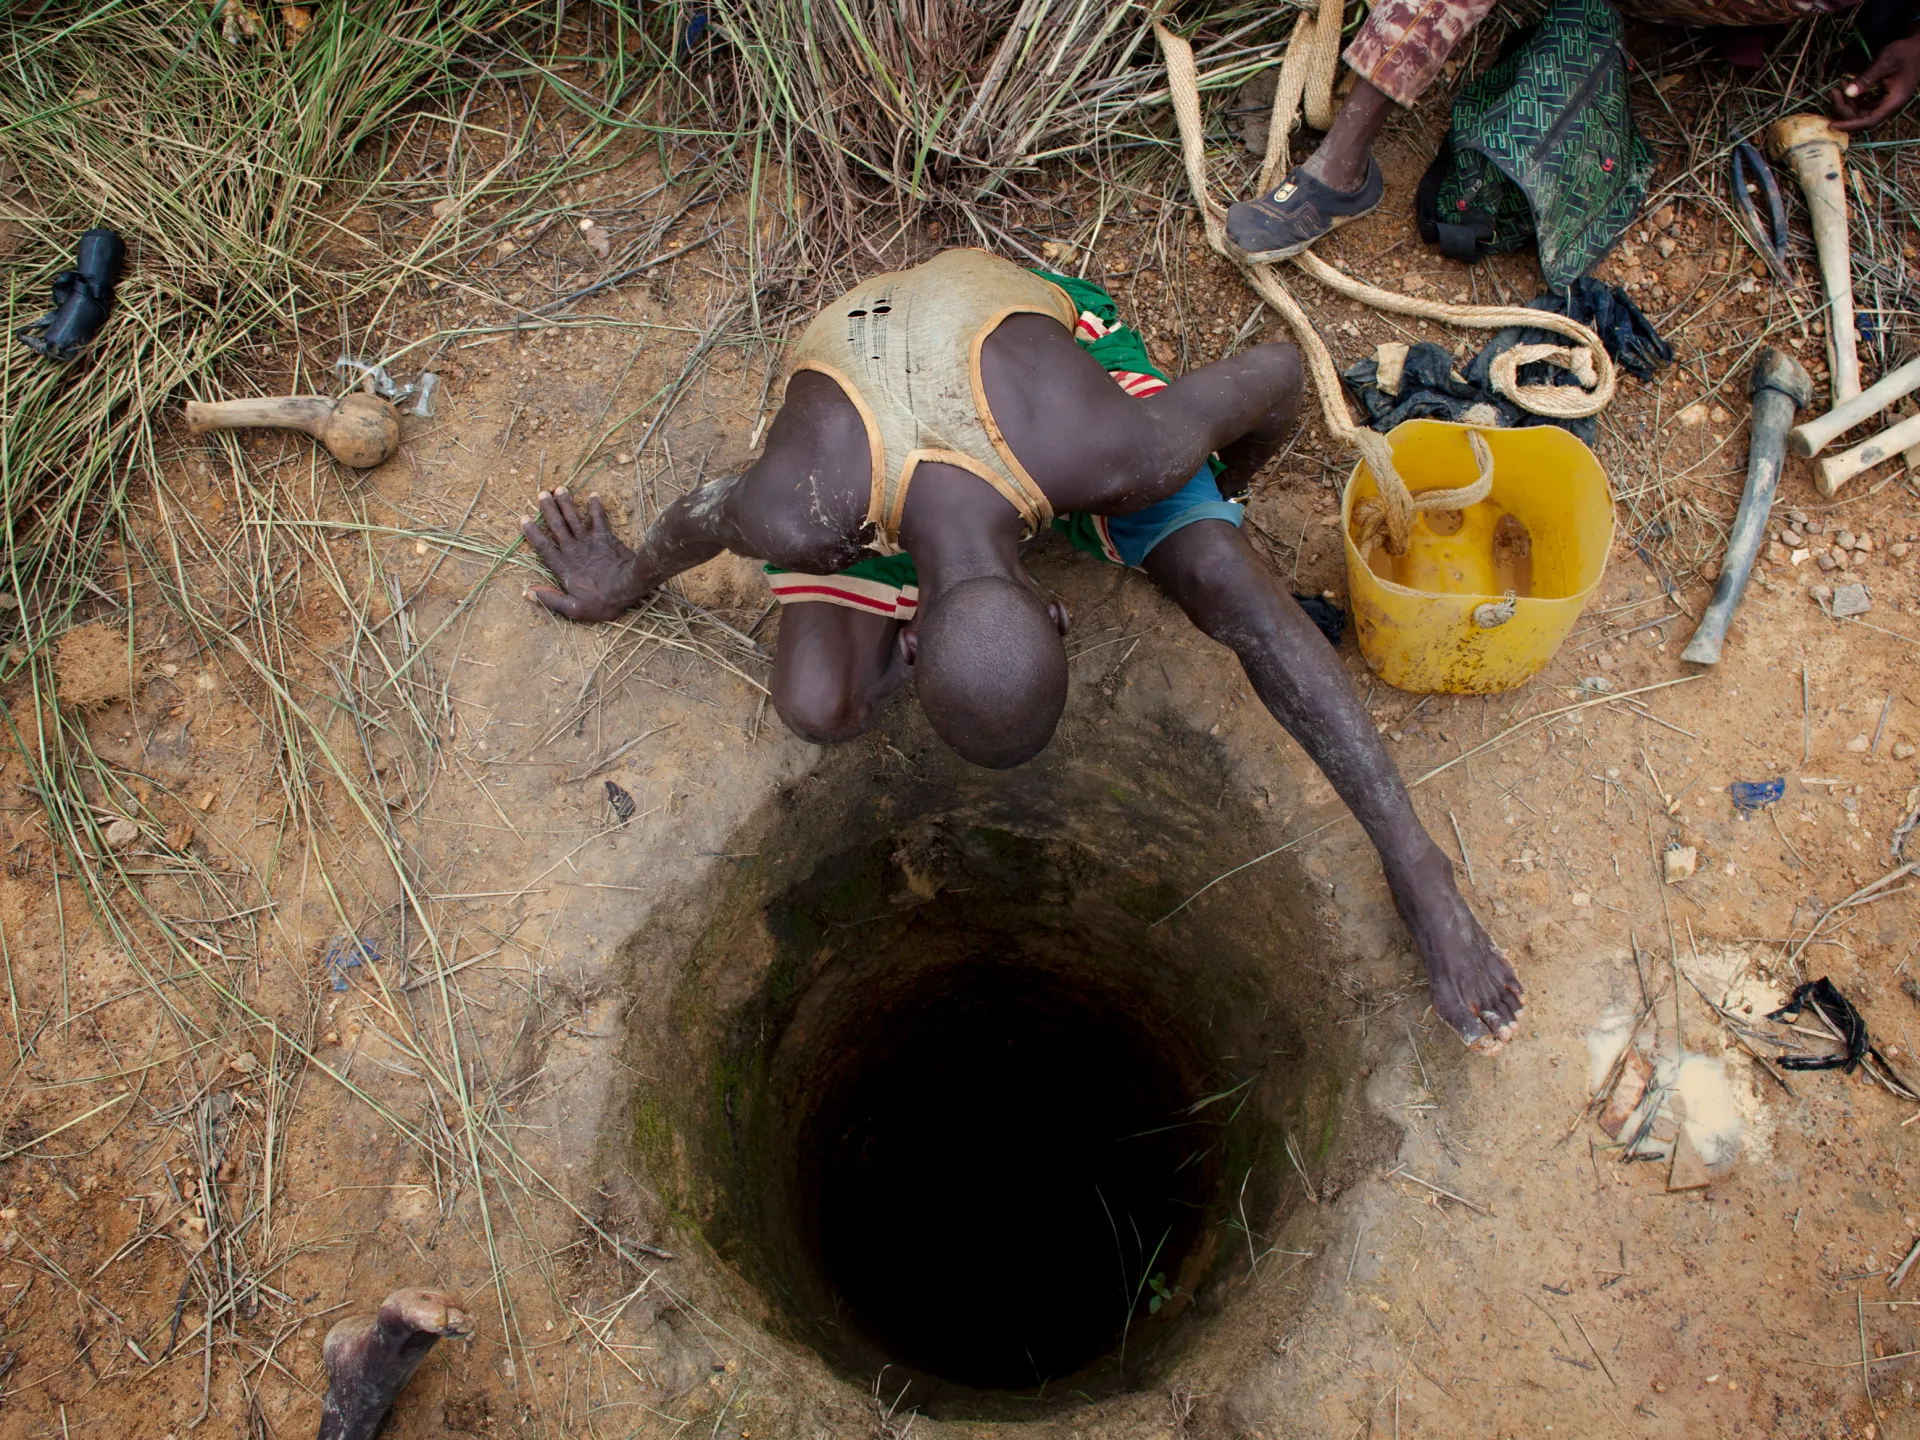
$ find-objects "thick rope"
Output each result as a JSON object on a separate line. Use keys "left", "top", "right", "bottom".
{"left": 1155, "top": 23, "right": 1617, "bottom": 555}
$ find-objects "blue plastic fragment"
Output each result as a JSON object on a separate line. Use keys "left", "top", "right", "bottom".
{"left": 1729, "top": 777, "right": 1785, "bottom": 813}
{"left": 323, "top": 935, "right": 380, "bottom": 991}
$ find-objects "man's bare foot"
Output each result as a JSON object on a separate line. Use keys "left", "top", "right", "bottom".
{"left": 319, "top": 1289, "right": 473, "bottom": 1440}
{"left": 1390, "top": 850, "right": 1523, "bottom": 1052}
{"left": 521, "top": 486, "right": 648, "bottom": 621}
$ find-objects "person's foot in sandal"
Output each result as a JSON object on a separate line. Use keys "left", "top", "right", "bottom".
{"left": 1226, "top": 158, "right": 1385, "bottom": 262}
{"left": 1226, "top": 77, "right": 1395, "bottom": 262}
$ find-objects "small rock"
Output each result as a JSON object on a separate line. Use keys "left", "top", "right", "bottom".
{"left": 1816, "top": 550, "right": 1839, "bottom": 571}
{"left": 1894, "top": 742, "right": 1916, "bottom": 760}
{"left": 1657, "top": 236, "right": 1677, "bottom": 258}
{"left": 1831, "top": 582, "right": 1873, "bottom": 617}
{"left": 577, "top": 219, "right": 612, "bottom": 260}
{"left": 1836, "top": 527, "right": 1858, "bottom": 549}
{"left": 1652, "top": 204, "right": 1676, "bottom": 229}
{"left": 1845, "top": 733, "right": 1870, "bottom": 752}
{"left": 1787, "top": 507, "right": 1809, "bottom": 526}
{"left": 1709, "top": 405, "right": 1731, "bottom": 426}
{"left": 1855, "top": 533, "right": 1874, "bottom": 553}
{"left": 1780, "top": 526, "right": 1804, "bottom": 547}
{"left": 1040, "top": 240, "right": 1074, "bottom": 262}
{"left": 105, "top": 817, "right": 139, "bottom": 849}
{"left": 1664, "top": 845, "right": 1698, "bottom": 883}
{"left": 1893, "top": 541, "right": 1912, "bottom": 559}
{"left": 1677, "top": 403, "right": 1708, "bottom": 428}
{"left": 1812, "top": 583, "right": 1834, "bottom": 603}
{"left": 1807, "top": 516, "right": 1828, "bottom": 536}
{"left": 1766, "top": 541, "right": 1790, "bottom": 566}
{"left": 1791, "top": 547, "right": 1811, "bottom": 567}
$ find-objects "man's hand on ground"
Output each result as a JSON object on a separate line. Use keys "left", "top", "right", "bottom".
{"left": 1831, "top": 32, "right": 1920, "bottom": 132}
{"left": 521, "top": 487, "right": 648, "bottom": 622}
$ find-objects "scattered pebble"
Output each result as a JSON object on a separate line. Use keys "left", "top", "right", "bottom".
{"left": 1846, "top": 734, "right": 1870, "bottom": 752}
{"left": 1663, "top": 845, "right": 1698, "bottom": 883}
{"left": 1895, "top": 742, "right": 1916, "bottom": 761}
{"left": 1677, "top": 403, "right": 1707, "bottom": 427}
{"left": 105, "top": 817, "right": 139, "bottom": 849}
{"left": 1831, "top": 582, "right": 1873, "bottom": 617}
{"left": 1836, "top": 528, "right": 1857, "bottom": 549}
{"left": 1894, "top": 541, "right": 1912, "bottom": 560}
{"left": 1780, "top": 526, "right": 1804, "bottom": 547}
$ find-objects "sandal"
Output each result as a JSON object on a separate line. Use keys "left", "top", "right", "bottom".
{"left": 1225, "top": 159, "right": 1385, "bottom": 263}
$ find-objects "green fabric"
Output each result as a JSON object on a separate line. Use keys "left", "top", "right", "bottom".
{"left": 1419, "top": 0, "right": 1652, "bottom": 289}
{"left": 1031, "top": 269, "right": 1222, "bottom": 562}
{"left": 765, "top": 550, "right": 919, "bottom": 586}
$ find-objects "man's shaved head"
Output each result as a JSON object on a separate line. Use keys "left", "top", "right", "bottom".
{"left": 913, "top": 576, "right": 1067, "bottom": 768}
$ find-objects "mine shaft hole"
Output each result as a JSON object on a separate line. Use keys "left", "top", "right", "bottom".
{"left": 798, "top": 960, "right": 1207, "bottom": 1390}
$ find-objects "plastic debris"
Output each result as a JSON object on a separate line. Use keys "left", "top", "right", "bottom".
{"left": 1662, "top": 845, "right": 1698, "bottom": 882}
{"left": 1766, "top": 977, "right": 1916, "bottom": 1095}
{"left": 323, "top": 935, "right": 380, "bottom": 991}
{"left": 19, "top": 229, "right": 124, "bottom": 362}
{"left": 605, "top": 780, "right": 637, "bottom": 824}
{"left": 1729, "top": 777, "right": 1785, "bottom": 813}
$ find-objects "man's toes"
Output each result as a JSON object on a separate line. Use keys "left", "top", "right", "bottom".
{"left": 379, "top": 1289, "right": 473, "bottom": 1338}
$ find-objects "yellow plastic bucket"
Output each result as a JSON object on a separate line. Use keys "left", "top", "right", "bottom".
{"left": 1341, "top": 419, "right": 1614, "bottom": 694}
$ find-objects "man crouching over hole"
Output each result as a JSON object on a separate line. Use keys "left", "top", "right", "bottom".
{"left": 522, "top": 249, "right": 1522, "bottom": 1051}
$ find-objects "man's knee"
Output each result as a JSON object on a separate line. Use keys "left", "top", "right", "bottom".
{"left": 1147, "top": 523, "right": 1278, "bottom": 639}
{"left": 773, "top": 672, "right": 875, "bottom": 745}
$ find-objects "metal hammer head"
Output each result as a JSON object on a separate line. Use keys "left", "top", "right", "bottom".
{"left": 1752, "top": 348, "right": 1813, "bottom": 410}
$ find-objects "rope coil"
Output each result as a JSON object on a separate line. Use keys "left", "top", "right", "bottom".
{"left": 1154, "top": 17, "right": 1616, "bottom": 555}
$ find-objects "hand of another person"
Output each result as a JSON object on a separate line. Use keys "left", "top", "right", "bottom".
{"left": 521, "top": 487, "right": 648, "bottom": 621}
{"left": 1831, "top": 32, "right": 1920, "bottom": 132}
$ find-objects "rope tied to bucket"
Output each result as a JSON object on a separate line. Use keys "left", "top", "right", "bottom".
{"left": 1154, "top": 13, "right": 1617, "bottom": 556}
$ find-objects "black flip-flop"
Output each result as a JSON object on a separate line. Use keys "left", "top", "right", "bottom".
{"left": 1225, "top": 159, "right": 1385, "bottom": 263}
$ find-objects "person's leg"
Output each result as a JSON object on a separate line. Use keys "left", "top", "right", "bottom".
{"left": 770, "top": 599, "right": 910, "bottom": 744}
{"left": 1226, "top": 0, "right": 1499, "bottom": 261}
{"left": 1140, "top": 519, "right": 1522, "bottom": 1050}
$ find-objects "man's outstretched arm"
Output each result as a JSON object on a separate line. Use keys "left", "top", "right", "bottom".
{"left": 521, "top": 474, "right": 745, "bottom": 622}
{"left": 1143, "top": 520, "right": 1524, "bottom": 1051}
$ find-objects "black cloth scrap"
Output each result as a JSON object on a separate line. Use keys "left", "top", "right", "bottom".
{"left": 1342, "top": 279, "right": 1672, "bottom": 443}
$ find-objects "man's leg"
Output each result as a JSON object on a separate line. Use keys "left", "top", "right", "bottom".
{"left": 1226, "top": 0, "right": 1498, "bottom": 260}
{"left": 1141, "top": 519, "right": 1523, "bottom": 1050}
{"left": 770, "top": 600, "right": 909, "bottom": 744}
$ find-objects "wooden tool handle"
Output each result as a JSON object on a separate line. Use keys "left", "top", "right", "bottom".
{"left": 1791, "top": 355, "right": 1920, "bottom": 457}
{"left": 1769, "top": 115, "right": 1859, "bottom": 405}
{"left": 1816, "top": 409, "right": 1920, "bottom": 495}
{"left": 184, "top": 396, "right": 335, "bottom": 438}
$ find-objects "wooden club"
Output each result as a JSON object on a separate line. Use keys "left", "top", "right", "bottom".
{"left": 183, "top": 392, "right": 400, "bottom": 468}
{"left": 1767, "top": 115, "right": 1859, "bottom": 413}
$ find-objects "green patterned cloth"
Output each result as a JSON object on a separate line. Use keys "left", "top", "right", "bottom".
{"left": 1414, "top": 0, "right": 1653, "bottom": 289}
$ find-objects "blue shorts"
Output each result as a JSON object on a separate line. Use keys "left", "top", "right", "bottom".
{"left": 1053, "top": 465, "right": 1246, "bottom": 568}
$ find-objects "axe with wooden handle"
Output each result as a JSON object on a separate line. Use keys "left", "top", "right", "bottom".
{"left": 184, "top": 392, "right": 400, "bottom": 469}
{"left": 1767, "top": 115, "right": 1859, "bottom": 409}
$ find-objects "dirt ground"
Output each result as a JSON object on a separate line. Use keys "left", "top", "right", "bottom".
{"left": 4, "top": 19, "right": 1920, "bottom": 1440}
